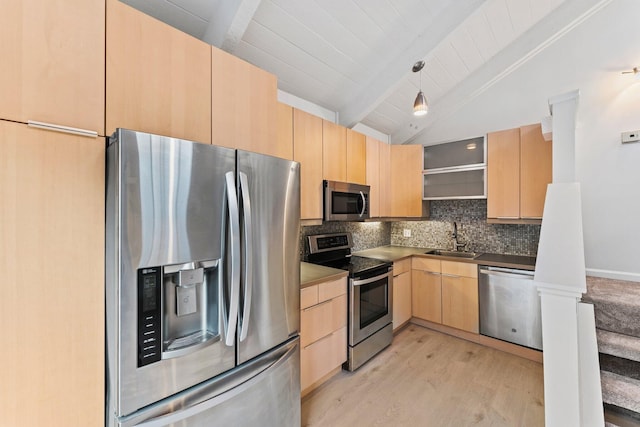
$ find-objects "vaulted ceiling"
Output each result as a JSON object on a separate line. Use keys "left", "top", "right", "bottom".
{"left": 120, "top": 0, "right": 619, "bottom": 144}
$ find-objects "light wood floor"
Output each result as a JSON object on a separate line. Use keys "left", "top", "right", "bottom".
{"left": 302, "top": 325, "right": 544, "bottom": 426}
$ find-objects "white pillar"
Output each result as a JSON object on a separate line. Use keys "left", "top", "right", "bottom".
{"left": 548, "top": 90, "right": 579, "bottom": 183}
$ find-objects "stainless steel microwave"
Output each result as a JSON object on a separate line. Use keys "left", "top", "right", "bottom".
{"left": 323, "top": 180, "right": 370, "bottom": 221}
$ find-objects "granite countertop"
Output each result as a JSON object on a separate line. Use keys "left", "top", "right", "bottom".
{"left": 300, "top": 262, "right": 348, "bottom": 289}
{"left": 354, "top": 245, "right": 536, "bottom": 270}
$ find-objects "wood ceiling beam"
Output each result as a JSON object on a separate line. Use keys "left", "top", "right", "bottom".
{"left": 203, "top": 0, "right": 262, "bottom": 52}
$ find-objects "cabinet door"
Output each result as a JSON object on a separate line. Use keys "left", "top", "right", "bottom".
{"left": 300, "top": 294, "right": 347, "bottom": 347}
{"left": 0, "top": 121, "right": 104, "bottom": 426}
{"left": 212, "top": 47, "right": 278, "bottom": 155}
{"left": 301, "top": 327, "right": 347, "bottom": 392}
{"left": 411, "top": 270, "right": 442, "bottom": 323}
{"left": 275, "top": 102, "right": 294, "bottom": 160}
{"left": 441, "top": 275, "right": 479, "bottom": 333}
{"left": 0, "top": 0, "right": 105, "bottom": 134}
{"left": 106, "top": 0, "right": 211, "bottom": 143}
{"left": 487, "top": 128, "right": 520, "bottom": 219}
{"left": 390, "top": 145, "right": 423, "bottom": 217}
{"left": 346, "top": 129, "right": 366, "bottom": 184}
{"left": 379, "top": 141, "right": 392, "bottom": 217}
{"left": 365, "top": 137, "right": 380, "bottom": 217}
{"left": 520, "top": 124, "right": 552, "bottom": 219}
{"left": 322, "top": 120, "right": 347, "bottom": 181}
{"left": 393, "top": 271, "right": 412, "bottom": 330}
{"left": 293, "top": 109, "right": 323, "bottom": 220}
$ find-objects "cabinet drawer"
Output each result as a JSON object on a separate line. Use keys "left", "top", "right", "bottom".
{"left": 318, "top": 277, "right": 347, "bottom": 302}
{"left": 412, "top": 257, "right": 441, "bottom": 273}
{"left": 301, "top": 326, "right": 347, "bottom": 392}
{"left": 301, "top": 285, "right": 319, "bottom": 309}
{"left": 441, "top": 261, "right": 477, "bottom": 278}
{"left": 300, "top": 293, "right": 347, "bottom": 347}
{"left": 393, "top": 258, "right": 411, "bottom": 276}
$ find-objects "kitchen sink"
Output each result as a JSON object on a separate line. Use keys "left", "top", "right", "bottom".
{"left": 424, "top": 249, "right": 480, "bottom": 259}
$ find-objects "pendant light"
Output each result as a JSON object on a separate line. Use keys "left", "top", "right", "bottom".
{"left": 412, "top": 60, "right": 428, "bottom": 116}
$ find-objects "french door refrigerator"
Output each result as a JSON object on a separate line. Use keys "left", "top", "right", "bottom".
{"left": 105, "top": 129, "right": 301, "bottom": 426}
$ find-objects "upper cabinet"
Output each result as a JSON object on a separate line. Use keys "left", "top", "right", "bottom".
{"left": 211, "top": 47, "right": 279, "bottom": 156}
{"left": 346, "top": 129, "right": 366, "bottom": 184}
{"left": 106, "top": 0, "right": 211, "bottom": 143}
{"left": 365, "top": 136, "right": 381, "bottom": 217}
{"left": 322, "top": 120, "right": 347, "bottom": 182}
{"left": 487, "top": 124, "right": 552, "bottom": 222}
{"left": 276, "top": 102, "right": 294, "bottom": 160}
{"left": 0, "top": 0, "right": 105, "bottom": 135}
{"left": 293, "top": 109, "right": 324, "bottom": 220}
{"left": 389, "top": 145, "right": 424, "bottom": 217}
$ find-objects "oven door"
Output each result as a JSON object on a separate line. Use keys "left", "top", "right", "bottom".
{"left": 350, "top": 269, "right": 393, "bottom": 346}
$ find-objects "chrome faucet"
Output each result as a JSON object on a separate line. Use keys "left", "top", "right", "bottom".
{"left": 452, "top": 221, "right": 466, "bottom": 252}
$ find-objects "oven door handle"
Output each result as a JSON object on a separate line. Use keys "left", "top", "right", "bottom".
{"left": 351, "top": 271, "right": 391, "bottom": 287}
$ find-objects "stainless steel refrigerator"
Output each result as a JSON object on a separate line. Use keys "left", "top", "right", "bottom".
{"left": 105, "top": 129, "right": 301, "bottom": 426}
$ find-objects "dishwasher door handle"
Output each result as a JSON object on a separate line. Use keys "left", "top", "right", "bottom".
{"left": 479, "top": 267, "right": 534, "bottom": 279}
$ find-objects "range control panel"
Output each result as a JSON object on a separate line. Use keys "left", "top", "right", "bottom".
{"left": 137, "top": 267, "right": 162, "bottom": 367}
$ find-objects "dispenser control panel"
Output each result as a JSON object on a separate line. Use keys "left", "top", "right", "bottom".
{"left": 137, "top": 267, "right": 162, "bottom": 367}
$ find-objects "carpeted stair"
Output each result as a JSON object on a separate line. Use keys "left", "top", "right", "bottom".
{"left": 583, "top": 277, "right": 640, "bottom": 426}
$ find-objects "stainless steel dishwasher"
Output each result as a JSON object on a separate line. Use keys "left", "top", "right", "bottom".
{"left": 478, "top": 266, "right": 542, "bottom": 351}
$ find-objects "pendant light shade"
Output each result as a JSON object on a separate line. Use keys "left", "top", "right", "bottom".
{"left": 412, "top": 60, "right": 428, "bottom": 116}
{"left": 413, "top": 91, "right": 428, "bottom": 116}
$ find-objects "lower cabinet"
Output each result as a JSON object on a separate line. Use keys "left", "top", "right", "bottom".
{"left": 441, "top": 261, "right": 479, "bottom": 333}
{"left": 392, "top": 258, "right": 412, "bottom": 330}
{"left": 411, "top": 257, "right": 479, "bottom": 334}
{"left": 300, "top": 276, "right": 347, "bottom": 395}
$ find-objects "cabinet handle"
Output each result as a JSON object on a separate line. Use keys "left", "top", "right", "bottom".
{"left": 496, "top": 216, "right": 519, "bottom": 220}
{"left": 521, "top": 216, "right": 543, "bottom": 220}
{"left": 302, "top": 298, "right": 332, "bottom": 312}
{"left": 28, "top": 120, "right": 97, "bottom": 138}
{"left": 441, "top": 273, "right": 461, "bottom": 278}
{"left": 303, "top": 329, "right": 338, "bottom": 349}
{"left": 421, "top": 271, "right": 441, "bottom": 276}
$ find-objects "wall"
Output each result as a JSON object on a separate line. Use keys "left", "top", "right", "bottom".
{"left": 300, "top": 221, "right": 391, "bottom": 259}
{"left": 412, "top": 0, "right": 640, "bottom": 281}
{"left": 392, "top": 200, "right": 540, "bottom": 256}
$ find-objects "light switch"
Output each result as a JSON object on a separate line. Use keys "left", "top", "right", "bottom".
{"left": 403, "top": 229, "right": 411, "bottom": 237}
{"left": 176, "top": 286, "right": 197, "bottom": 317}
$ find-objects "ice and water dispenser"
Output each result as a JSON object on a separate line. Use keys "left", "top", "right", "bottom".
{"left": 137, "top": 260, "right": 219, "bottom": 367}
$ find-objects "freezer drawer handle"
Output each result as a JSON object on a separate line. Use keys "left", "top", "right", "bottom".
{"left": 224, "top": 172, "right": 241, "bottom": 347}
{"left": 132, "top": 341, "right": 298, "bottom": 427}
{"left": 239, "top": 172, "right": 254, "bottom": 342}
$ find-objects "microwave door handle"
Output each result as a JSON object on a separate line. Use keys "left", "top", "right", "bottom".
{"left": 238, "top": 172, "right": 253, "bottom": 342}
{"left": 359, "top": 191, "right": 366, "bottom": 217}
{"left": 224, "top": 172, "right": 240, "bottom": 347}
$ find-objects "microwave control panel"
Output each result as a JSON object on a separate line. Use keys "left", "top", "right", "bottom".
{"left": 137, "top": 267, "right": 162, "bottom": 367}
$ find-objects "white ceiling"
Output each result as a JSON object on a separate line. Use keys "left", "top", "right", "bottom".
{"left": 120, "top": 0, "right": 622, "bottom": 145}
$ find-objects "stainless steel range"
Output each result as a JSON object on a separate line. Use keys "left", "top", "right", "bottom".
{"left": 307, "top": 232, "right": 393, "bottom": 371}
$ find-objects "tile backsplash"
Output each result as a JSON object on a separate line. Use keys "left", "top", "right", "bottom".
{"left": 392, "top": 200, "right": 540, "bottom": 256}
{"left": 300, "top": 200, "right": 541, "bottom": 259}
{"left": 300, "top": 221, "right": 391, "bottom": 259}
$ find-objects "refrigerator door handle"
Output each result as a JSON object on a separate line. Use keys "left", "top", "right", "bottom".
{"left": 238, "top": 172, "right": 253, "bottom": 342}
{"left": 130, "top": 340, "right": 298, "bottom": 427}
{"left": 224, "top": 171, "right": 241, "bottom": 347}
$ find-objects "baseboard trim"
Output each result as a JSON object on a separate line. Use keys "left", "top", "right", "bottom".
{"left": 586, "top": 269, "right": 640, "bottom": 283}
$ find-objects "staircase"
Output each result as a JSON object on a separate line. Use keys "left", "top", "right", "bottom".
{"left": 583, "top": 276, "right": 640, "bottom": 426}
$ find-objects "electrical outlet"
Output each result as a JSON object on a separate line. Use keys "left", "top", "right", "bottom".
{"left": 621, "top": 130, "right": 640, "bottom": 144}
{"left": 403, "top": 229, "right": 411, "bottom": 237}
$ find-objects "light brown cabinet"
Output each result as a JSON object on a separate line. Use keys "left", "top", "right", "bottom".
{"left": 365, "top": 136, "right": 381, "bottom": 217}
{"left": 0, "top": 0, "right": 105, "bottom": 135}
{"left": 487, "top": 124, "right": 551, "bottom": 221}
{"left": 276, "top": 102, "right": 294, "bottom": 160}
{"left": 379, "top": 142, "right": 392, "bottom": 217}
{"left": 293, "top": 109, "right": 324, "bottom": 220}
{"left": 300, "top": 277, "right": 348, "bottom": 395}
{"left": 390, "top": 145, "right": 424, "bottom": 217}
{"left": 0, "top": 120, "right": 104, "bottom": 426}
{"left": 411, "top": 258, "right": 442, "bottom": 323}
{"left": 346, "top": 129, "right": 367, "bottom": 184}
{"left": 392, "top": 258, "right": 412, "bottom": 330}
{"left": 106, "top": 0, "right": 211, "bottom": 143}
{"left": 441, "top": 261, "right": 479, "bottom": 333}
{"left": 211, "top": 47, "right": 280, "bottom": 156}
{"left": 322, "top": 120, "right": 347, "bottom": 181}
{"left": 411, "top": 258, "right": 478, "bottom": 334}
